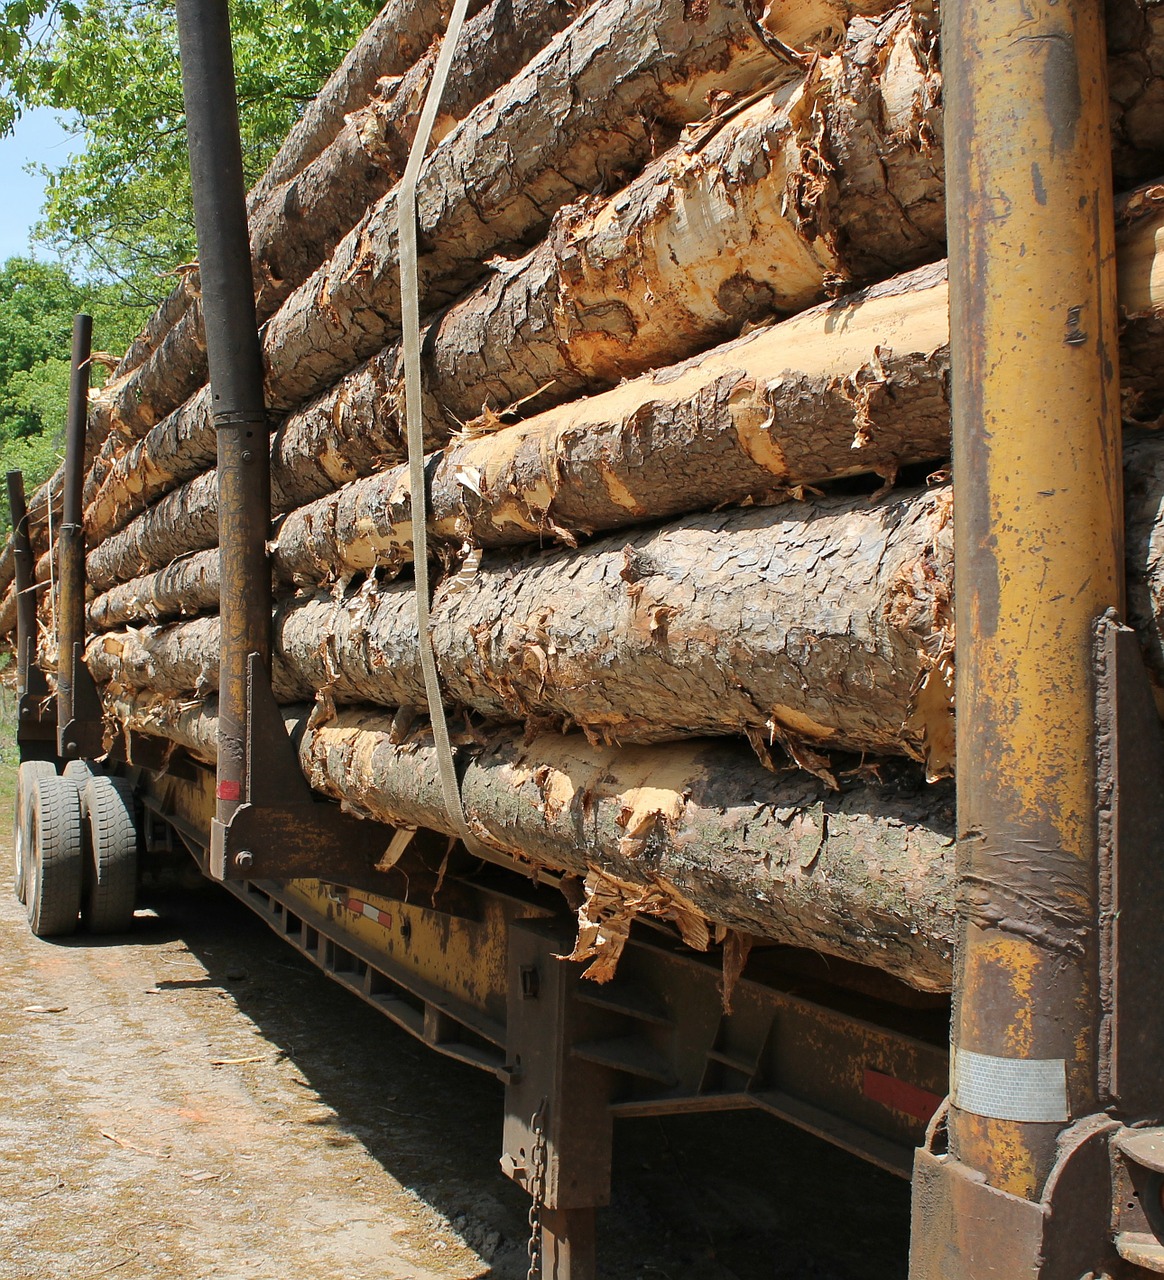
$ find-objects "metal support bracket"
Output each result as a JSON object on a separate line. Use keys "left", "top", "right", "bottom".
{"left": 910, "top": 617, "right": 1164, "bottom": 1277}
{"left": 501, "top": 919, "right": 613, "bottom": 1280}
{"left": 910, "top": 1112, "right": 1123, "bottom": 1279}
{"left": 209, "top": 653, "right": 400, "bottom": 882}
{"left": 57, "top": 638, "right": 105, "bottom": 761}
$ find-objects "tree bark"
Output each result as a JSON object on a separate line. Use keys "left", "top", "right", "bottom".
{"left": 258, "top": 0, "right": 794, "bottom": 413}
{"left": 81, "top": 12, "right": 943, "bottom": 545}
{"left": 108, "top": 270, "right": 200, "bottom": 383}
{"left": 88, "top": 548, "right": 221, "bottom": 632}
{"left": 102, "top": 301, "right": 209, "bottom": 441}
{"left": 273, "top": 263, "right": 952, "bottom": 583}
{"left": 248, "top": 0, "right": 591, "bottom": 320}
{"left": 89, "top": 482, "right": 956, "bottom": 772}
{"left": 85, "top": 261, "right": 953, "bottom": 593}
{"left": 249, "top": 0, "right": 472, "bottom": 209}
{"left": 87, "top": 471, "right": 218, "bottom": 594}
{"left": 108, "top": 691, "right": 957, "bottom": 991}
{"left": 97, "top": 0, "right": 589, "bottom": 450}
{"left": 68, "top": 221, "right": 1164, "bottom": 604}
{"left": 1108, "top": 0, "right": 1164, "bottom": 188}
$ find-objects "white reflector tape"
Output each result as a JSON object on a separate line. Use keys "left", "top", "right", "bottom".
{"left": 952, "top": 1049, "right": 1068, "bottom": 1123}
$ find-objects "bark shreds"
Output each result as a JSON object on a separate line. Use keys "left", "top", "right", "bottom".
{"left": 258, "top": 0, "right": 791, "bottom": 411}
{"left": 84, "top": 262, "right": 950, "bottom": 593}
{"left": 109, "top": 691, "right": 958, "bottom": 992}
{"left": 89, "top": 485, "right": 957, "bottom": 768}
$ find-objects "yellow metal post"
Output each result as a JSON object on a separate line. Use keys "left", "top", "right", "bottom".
{"left": 945, "top": 0, "right": 1122, "bottom": 1200}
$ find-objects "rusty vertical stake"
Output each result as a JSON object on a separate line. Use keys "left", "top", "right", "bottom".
{"left": 540, "top": 1208, "right": 597, "bottom": 1280}
{"left": 945, "top": 0, "right": 1122, "bottom": 1202}
{"left": 176, "top": 0, "right": 271, "bottom": 873}
{"left": 8, "top": 469, "right": 54, "bottom": 755}
{"left": 56, "top": 312, "right": 92, "bottom": 757}
{"left": 8, "top": 470, "right": 37, "bottom": 705}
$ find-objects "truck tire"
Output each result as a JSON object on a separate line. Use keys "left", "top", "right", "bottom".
{"left": 26, "top": 776, "right": 84, "bottom": 938}
{"left": 13, "top": 760, "right": 57, "bottom": 904}
{"left": 81, "top": 774, "right": 138, "bottom": 935}
{"left": 62, "top": 759, "right": 96, "bottom": 814}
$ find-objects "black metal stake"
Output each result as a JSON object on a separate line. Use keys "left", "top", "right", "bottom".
{"left": 56, "top": 313, "right": 103, "bottom": 759}
{"left": 176, "top": 0, "right": 271, "bottom": 873}
{"left": 8, "top": 470, "right": 55, "bottom": 758}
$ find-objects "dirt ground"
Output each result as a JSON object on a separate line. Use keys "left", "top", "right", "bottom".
{"left": 0, "top": 759, "right": 913, "bottom": 1280}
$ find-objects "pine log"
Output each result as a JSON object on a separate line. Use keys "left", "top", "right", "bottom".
{"left": 86, "top": 0, "right": 785, "bottom": 454}
{"left": 102, "top": 301, "right": 209, "bottom": 441}
{"left": 257, "top": 0, "right": 794, "bottom": 413}
{"left": 87, "top": 471, "right": 218, "bottom": 594}
{"left": 1108, "top": 0, "right": 1164, "bottom": 187}
{"left": 89, "top": 484, "right": 955, "bottom": 772}
{"left": 248, "top": 0, "right": 590, "bottom": 319}
{"left": 272, "top": 265, "right": 952, "bottom": 582}
{"left": 109, "top": 270, "right": 200, "bottom": 383}
{"left": 248, "top": 0, "right": 473, "bottom": 210}
{"left": 422, "top": 2, "right": 943, "bottom": 424}
{"left": 82, "top": 10, "right": 943, "bottom": 545}
{"left": 83, "top": 193, "right": 1164, "bottom": 600}
{"left": 100, "top": 0, "right": 465, "bottom": 396}
{"left": 108, "top": 691, "right": 957, "bottom": 991}
{"left": 85, "top": 261, "right": 952, "bottom": 594}
{"left": 88, "top": 549, "right": 221, "bottom": 631}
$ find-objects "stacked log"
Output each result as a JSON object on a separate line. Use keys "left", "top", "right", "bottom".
{"left": 12, "top": 0, "right": 1164, "bottom": 992}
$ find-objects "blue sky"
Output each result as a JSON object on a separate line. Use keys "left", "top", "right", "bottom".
{"left": 0, "top": 106, "right": 80, "bottom": 263}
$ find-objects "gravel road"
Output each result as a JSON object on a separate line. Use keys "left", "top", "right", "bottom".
{"left": 0, "top": 763, "right": 911, "bottom": 1279}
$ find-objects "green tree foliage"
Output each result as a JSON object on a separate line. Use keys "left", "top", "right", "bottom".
{"left": 0, "top": 256, "right": 140, "bottom": 511}
{"left": 0, "top": 0, "right": 381, "bottom": 517}
{"left": 2, "top": 0, "right": 381, "bottom": 299}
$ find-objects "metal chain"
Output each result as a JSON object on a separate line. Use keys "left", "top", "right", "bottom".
{"left": 526, "top": 1101, "right": 548, "bottom": 1280}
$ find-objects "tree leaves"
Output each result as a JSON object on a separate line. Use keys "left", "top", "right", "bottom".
{"left": 2, "top": 0, "right": 381, "bottom": 299}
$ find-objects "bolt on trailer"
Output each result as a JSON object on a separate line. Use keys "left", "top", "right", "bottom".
{"left": 6, "top": 0, "right": 1164, "bottom": 1273}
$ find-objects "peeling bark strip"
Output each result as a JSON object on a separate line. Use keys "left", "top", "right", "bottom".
{"left": 259, "top": 0, "right": 790, "bottom": 412}
{"left": 90, "top": 486, "right": 956, "bottom": 766}
{"left": 84, "top": 262, "right": 952, "bottom": 593}
{"left": 110, "top": 692, "right": 957, "bottom": 991}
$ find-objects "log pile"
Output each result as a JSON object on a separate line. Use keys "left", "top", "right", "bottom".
{"left": 12, "top": 0, "right": 1164, "bottom": 992}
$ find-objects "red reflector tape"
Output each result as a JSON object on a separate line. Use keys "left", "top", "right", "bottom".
{"left": 344, "top": 897, "right": 392, "bottom": 928}
{"left": 216, "top": 780, "right": 242, "bottom": 801}
{"left": 863, "top": 1068, "right": 943, "bottom": 1124}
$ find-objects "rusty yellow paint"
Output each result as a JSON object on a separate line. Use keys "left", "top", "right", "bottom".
{"left": 946, "top": 0, "right": 1121, "bottom": 1198}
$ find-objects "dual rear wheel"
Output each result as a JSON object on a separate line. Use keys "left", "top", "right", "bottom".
{"left": 14, "top": 760, "right": 139, "bottom": 939}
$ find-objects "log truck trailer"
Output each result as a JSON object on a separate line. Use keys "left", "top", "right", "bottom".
{"left": 8, "top": 0, "right": 1164, "bottom": 1275}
